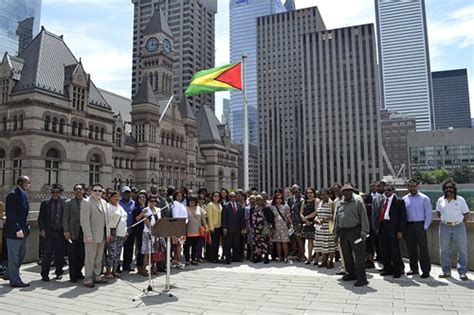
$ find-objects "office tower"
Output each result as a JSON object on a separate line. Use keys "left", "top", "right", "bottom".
{"left": 257, "top": 7, "right": 326, "bottom": 190}
{"left": 432, "top": 69, "right": 471, "bottom": 129}
{"left": 375, "top": 0, "right": 434, "bottom": 131}
{"left": 259, "top": 21, "right": 382, "bottom": 192}
{"left": 380, "top": 110, "right": 416, "bottom": 177}
{"left": 221, "top": 98, "right": 230, "bottom": 124}
{"left": 0, "top": 0, "right": 41, "bottom": 56}
{"left": 284, "top": 0, "right": 296, "bottom": 11}
{"left": 131, "top": 0, "right": 217, "bottom": 112}
{"left": 229, "top": 0, "right": 286, "bottom": 146}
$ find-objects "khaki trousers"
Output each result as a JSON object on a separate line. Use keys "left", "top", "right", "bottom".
{"left": 84, "top": 241, "right": 105, "bottom": 284}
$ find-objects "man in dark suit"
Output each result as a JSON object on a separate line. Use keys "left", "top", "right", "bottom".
{"left": 222, "top": 192, "right": 245, "bottom": 264}
{"left": 38, "top": 183, "right": 67, "bottom": 281}
{"left": 4, "top": 175, "right": 31, "bottom": 287}
{"left": 63, "top": 183, "right": 85, "bottom": 283}
{"left": 373, "top": 184, "right": 407, "bottom": 278}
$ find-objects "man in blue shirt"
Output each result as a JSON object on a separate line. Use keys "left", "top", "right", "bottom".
{"left": 119, "top": 186, "right": 135, "bottom": 272}
{"left": 4, "top": 176, "right": 31, "bottom": 287}
{"left": 403, "top": 179, "right": 432, "bottom": 278}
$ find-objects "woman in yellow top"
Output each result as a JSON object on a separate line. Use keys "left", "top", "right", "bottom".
{"left": 207, "top": 191, "right": 222, "bottom": 263}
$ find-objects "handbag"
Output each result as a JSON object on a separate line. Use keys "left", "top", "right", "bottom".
{"left": 109, "top": 216, "right": 121, "bottom": 240}
{"left": 199, "top": 225, "right": 207, "bottom": 238}
{"left": 152, "top": 238, "right": 166, "bottom": 263}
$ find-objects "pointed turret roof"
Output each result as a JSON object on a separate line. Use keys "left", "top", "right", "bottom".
{"left": 143, "top": 8, "right": 173, "bottom": 38}
{"left": 131, "top": 75, "right": 159, "bottom": 106}
{"left": 178, "top": 96, "right": 196, "bottom": 119}
{"left": 196, "top": 105, "right": 223, "bottom": 144}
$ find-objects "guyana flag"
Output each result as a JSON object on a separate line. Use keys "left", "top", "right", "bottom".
{"left": 185, "top": 63, "right": 242, "bottom": 96}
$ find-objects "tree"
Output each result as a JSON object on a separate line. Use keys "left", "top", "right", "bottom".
{"left": 452, "top": 165, "right": 473, "bottom": 184}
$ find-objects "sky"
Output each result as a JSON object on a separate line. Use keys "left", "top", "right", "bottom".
{"left": 41, "top": 0, "right": 474, "bottom": 121}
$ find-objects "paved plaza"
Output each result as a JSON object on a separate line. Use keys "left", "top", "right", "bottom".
{"left": 0, "top": 260, "right": 473, "bottom": 314}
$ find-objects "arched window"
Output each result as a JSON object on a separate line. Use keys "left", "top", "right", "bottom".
{"left": 44, "top": 115, "right": 51, "bottom": 131}
{"left": 88, "top": 125, "right": 93, "bottom": 139}
{"left": 78, "top": 123, "right": 83, "bottom": 137}
{"left": 52, "top": 117, "right": 58, "bottom": 133}
{"left": 0, "top": 148, "right": 6, "bottom": 186}
{"left": 72, "top": 121, "right": 77, "bottom": 136}
{"left": 130, "top": 159, "right": 134, "bottom": 170}
{"left": 126, "top": 158, "right": 129, "bottom": 169}
{"left": 171, "top": 134, "right": 175, "bottom": 147}
{"left": 218, "top": 169, "right": 224, "bottom": 189}
{"left": 12, "top": 147, "right": 22, "bottom": 184}
{"left": 95, "top": 126, "right": 100, "bottom": 140}
{"left": 59, "top": 119, "right": 65, "bottom": 134}
{"left": 45, "top": 148, "right": 60, "bottom": 185}
{"left": 116, "top": 128, "right": 122, "bottom": 147}
{"left": 18, "top": 114, "right": 24, "bottom": 130}
{"left": 119, "top": 157, "right": 123, "bottom": 169}
{"left": 12, "top": 115, "right": 17, "bottom": 131}
{"left": 113, "top": 178, "right": 118, "bottom": 190}
{"left": 89, "top": 154, "right": 101, "bottom": 186}
{"left": 100, "top": 127, "right": 105, "bottom": 141}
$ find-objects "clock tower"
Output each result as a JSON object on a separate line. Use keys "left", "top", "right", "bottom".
{"left": 139, "top": 8, "right": 174, "bottom": 101}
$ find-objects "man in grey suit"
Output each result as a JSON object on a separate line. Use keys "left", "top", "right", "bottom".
{"left": 63, "top": 183, "right": 85, "bottom": 283}
{"left": 80, "top": 183, "right": 110, "bottom": 288}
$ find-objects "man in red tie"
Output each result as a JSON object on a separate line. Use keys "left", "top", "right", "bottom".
{"left": 374, "top": 184, "right": 407, "bottom": 278}
{"left": 222, "top": 192, "right": 245, "bottom": 264}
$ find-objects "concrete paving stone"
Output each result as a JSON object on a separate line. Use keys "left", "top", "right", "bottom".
{"left": 353, "top": 304, "right": 405, "bottom": 314}
{"left": 258, "top": 306, "right": 306, "bottom": 314}
{"left": 302, "top": 301, "right": 346, "bottom": 312}
{"left": 199, "top": 303, "right": 245, "bottom": 313}
{"left": 160, "top": 304, "right": 205, "bottom": 313}
{"left": 216, "top": 302, "right": 260, "bottom": 311}
{"left": 442, "top": 305, "right": 474, "bottom": 312}
{"left": 402, "top": 309, "right": 457, "bottom": 315}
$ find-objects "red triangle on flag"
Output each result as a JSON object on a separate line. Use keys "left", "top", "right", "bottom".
{"left": 215, "top": 63, "right": 242, "bottom": 90}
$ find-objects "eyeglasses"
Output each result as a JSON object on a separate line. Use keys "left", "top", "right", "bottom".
{"left": 74, "top": 188, "right": 83, "bottom": 191}
{"left": 92, "top": 189, "right": 102, "bottom": 192}
{"left": 408, "top": 185, "right": 417, "bottom": 188}
{"left": 276, "top": 197, "right": 283, "bottom": 200}
{"left": 149, "top": 200, "right": 157, "bottom": 203}
{"left": 384, "top": 189, "right": 393, "bottom": 192}
{"left": 307, "top": 191, "right": 314, "bottom": 194}
{"left": 138, "top": 196, "right": 146, "bottom": 199}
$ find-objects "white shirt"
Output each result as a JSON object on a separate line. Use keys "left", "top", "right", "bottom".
{"left": 107, "top": 203, "right": 128, "bottom": 237}
{"left": 383, "top": 194, "right": 395, "bottom": 221}
{"left": 436, "top": 196, "right": 469, "bottom": 224}
{"left": 143, "top": 206, "right": 161, "bottom": 234}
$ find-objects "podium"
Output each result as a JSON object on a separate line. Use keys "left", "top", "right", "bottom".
{"left": 151, "top": 218, "right": 186, "bottom": 293}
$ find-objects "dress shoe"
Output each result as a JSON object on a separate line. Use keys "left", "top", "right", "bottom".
{"left": 407, "top": 270, "right": 419, "bottom": 276}
{"left": 225, "top": 261, "right": 231, "bottom": 265}
{"left": 55, "top": 275, "right": 63, "bottom": 280}
{"left": 93, "top": 278, "right": 108, "bottom": 284}
{"left": 263, "top": 257, "right": 270, "bottom": 264}
{"left": 393, "top": 274, "right": 401, "bottom": 279}
{"left": 460, "top": 274, "right": 468, "bottom": 281}
{"left": 365, "top": 261, "right": 375, "bottom": 269}
{"left": 354, "top": 280, "right": 368, "bottom": 287}
{"left": 335, "top": 270, "right": 346, "bottom": 276}
{"left": 70, "top": 279, "right": 78, "bottom": 283}
{"left": 342, "top": 274, "right": 356, "bottom": 281}
{"left": 380, "top": 271, "right": 393, "bottom": 276}
{"left": 420, "top": 273, "right": 430, "bottom": 279}
{"left": 41, "top": 276, "right": 51, "bottom": 282}
{"left": 77, "top": 274, "right": 85, "bottom": 280}
{"left": 84, "top": 283, "right": 95, "bottom": 288}
{"left": 10, "top": 282, "right": 29, "bottom": 288}
{"left": 438, "top": 273, "right": 451, "bottom": 278}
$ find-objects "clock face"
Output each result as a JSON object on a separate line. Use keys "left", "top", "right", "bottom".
{"left": 146, "top": 37, "right": 159, "bottom": 52}
{"left": 163, "top": 39, "right": 172, "bottom": 54}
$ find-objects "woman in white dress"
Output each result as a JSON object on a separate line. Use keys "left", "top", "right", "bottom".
{"left": 105, "top": 191, "right": 128, "bottom": 278}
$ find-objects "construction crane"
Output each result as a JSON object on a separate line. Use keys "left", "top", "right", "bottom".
{"left": 381, "top": 146, "right": 396, "bottom": 177}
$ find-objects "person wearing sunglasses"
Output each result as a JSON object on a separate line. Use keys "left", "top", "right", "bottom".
{"left": 436, "top": 179, "right": 470, "bottom": 281}
{"left": 80, "top": 183, "right": 110, "bottom": 288}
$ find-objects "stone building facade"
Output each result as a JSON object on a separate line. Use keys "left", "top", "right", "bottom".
{"left": 0, "top": 9, "right": 238, "bottom": 207}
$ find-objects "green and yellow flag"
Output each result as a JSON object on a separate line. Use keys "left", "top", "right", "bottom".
{"left": 185, "top": 63, "right": 242, "bottom": 96}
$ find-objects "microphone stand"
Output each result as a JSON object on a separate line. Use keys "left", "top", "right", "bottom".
{"left": 123, "top": 203, "right": 174, "bottom": 301}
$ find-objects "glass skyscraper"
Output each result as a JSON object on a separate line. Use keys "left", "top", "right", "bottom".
{"left": 0, "top": 0, "right": 41, "bottom": 56}
{"left": 375, "top": 0, "right": 433, "bottom": 131}
{"left": 229, "top": 0, "right": 287, "bottom": 145}
{"left": 432, "top": 69, "right": 471, "bottom": 129}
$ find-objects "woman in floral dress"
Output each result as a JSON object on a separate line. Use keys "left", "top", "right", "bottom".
{"left": 270, "top": 193, "right": 293, "bottom": 263}
{"left": 252, "top": 195, "right": 274, "bottom": 264}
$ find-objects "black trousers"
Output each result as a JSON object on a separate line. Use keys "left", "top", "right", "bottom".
{"left": 405, "top": 222, "right": 431, "bottom": 274}
{"left": 379, "top": 221, "right": 404, "bottom": 275}
{"left": 67, "top": 230, "right": 85, "bottom": 281}
{"left": 183, "top": 236, "right": 199, "bottom": 262}
{"left": 339, "top": 227, "right": 367, "bottom": 282}
{"left": 224, "top": 232, "right": 241, "bottom": 263}
{"left": 122, "top": 231, "right": 135, "bottom": 270}
{"left": 41, "top": 230, "right": 66, "bottom": 277}
{"left": 210, "top": 227, "right": 222, "bottom": 262}
{"left": 135, "top": 230, "right": 144, "bottom": 268}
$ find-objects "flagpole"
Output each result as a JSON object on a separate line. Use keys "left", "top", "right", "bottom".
{"left": 242, "top": 52, "right": 249, "bottom": 191}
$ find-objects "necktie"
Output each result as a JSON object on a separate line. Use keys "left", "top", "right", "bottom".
{"left": 379, "top": 198, "right": 389, "bottom": 222}
{"left": 233, "top": 202, "right": 237, "bottom": 214}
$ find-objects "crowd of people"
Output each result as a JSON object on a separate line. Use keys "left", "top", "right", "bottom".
{"left": 1, "top": 175, "right": 471, "bottom": 288}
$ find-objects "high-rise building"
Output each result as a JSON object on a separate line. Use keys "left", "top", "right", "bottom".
{"left": 257, "top": 7, "right": 326, "bottom": 190}
{"left": 229, "top": 0, "right": 287, "bottom": 146}
{"left": 259, "top": 19, "right": 382, "bottom": 192}
{"left": 221, "top": 98, "right": 230, "bottom": 124}
{"left": 0, "top": 0, "right": 41, "bottom": 56}
{"left": 375, "top": 0, "right": 434, "bottom": 131}
{"left": 380, "top": 110, "right": 416, "bottom": 177}
{"left": 131, "top": 0, "right": 217, "bottom": 113}
{"left": 432, "top": 69, "right": 471, "bottom": 129}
